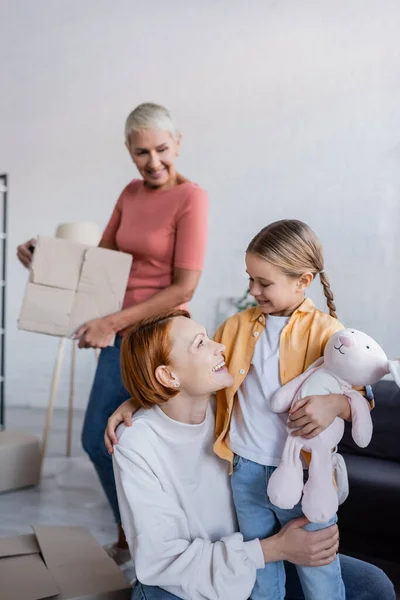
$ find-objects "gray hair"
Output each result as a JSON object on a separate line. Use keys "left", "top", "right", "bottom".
{"left": 124, "top": 103, "right": 179, "bottom": 143}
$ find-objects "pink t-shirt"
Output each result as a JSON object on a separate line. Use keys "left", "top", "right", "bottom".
{"left": 102, "top": 179, "right": 209, "bottom": 309}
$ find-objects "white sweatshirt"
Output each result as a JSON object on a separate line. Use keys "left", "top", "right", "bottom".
{"left": 113, "top": 403, "right": 264, "bottom": 600}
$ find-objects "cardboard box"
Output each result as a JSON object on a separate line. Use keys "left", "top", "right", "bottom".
{"left": 18, "top": 237, "right": 133, "bottom": 338}
{"left": 0, "top": 526, "right": 132, "bottom": 600}
{"left": 0, "top": 430, "right": 41, "bottom": 493}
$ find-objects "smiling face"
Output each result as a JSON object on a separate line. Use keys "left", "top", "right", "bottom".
{"left": 166, "top": 317, "right": 233, "bottom": 396}
{"left": 324, "top": 328, "right": 388, "bottom": 386}
{"left": 246, "top": 252, "right": 313, "bottom": 316}
{"left": 126, "top": 128, "right": 181, "bottom": 190}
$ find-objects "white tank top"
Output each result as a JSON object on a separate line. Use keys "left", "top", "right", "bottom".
{"left": 228, "top": 314, "right": 290, "bottom": 466}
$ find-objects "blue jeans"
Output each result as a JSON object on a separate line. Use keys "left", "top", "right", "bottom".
{"left": 231, "top": 456, "right": 344, "bottom": 600}
{"left": 132, "top": 583, "right": 181, "bottom": 599}
{"left": 81, "top": 336, "right": 131, "bottom": 524}
{"left": 132, "top": 555, "right": 395, "bottom": 599}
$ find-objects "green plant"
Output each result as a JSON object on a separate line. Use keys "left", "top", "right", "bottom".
{"left": 232, "top": 288, "right": 257, "bottom": 312}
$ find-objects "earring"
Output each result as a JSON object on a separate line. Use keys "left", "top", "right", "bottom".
{"left": 174, "top": 382, "right": 180, "bottom": 388}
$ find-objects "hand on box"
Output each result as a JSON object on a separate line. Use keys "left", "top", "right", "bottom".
{"left": 16, "top": 238, "right": 36, "bottom": 268}
{"left": 74, "top": 317, "right": 116, "bottom": 349}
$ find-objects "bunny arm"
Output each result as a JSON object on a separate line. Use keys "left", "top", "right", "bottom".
{"left": 270, "top": 358, "right": 325, "bottom": 413}
{"left": 344, "top": 388, "right": 373, "bottom": 448}
{"left": 388, "top": 358, "right": 400, "bottom": 387}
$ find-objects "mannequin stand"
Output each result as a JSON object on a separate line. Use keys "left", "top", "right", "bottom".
{"left": 40, "top": 338, "right": 99, "bottom": 470}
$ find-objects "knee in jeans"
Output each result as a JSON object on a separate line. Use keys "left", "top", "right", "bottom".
{"left": 373, "top": 568, "right": 395, "bottom": 600}
{"left": 364, "top": 564, "right": 395, "bottom": 600}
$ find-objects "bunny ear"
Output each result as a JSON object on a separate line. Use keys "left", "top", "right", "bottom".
{"left": 387, "top": 359, "right": 400, "bottom": 387}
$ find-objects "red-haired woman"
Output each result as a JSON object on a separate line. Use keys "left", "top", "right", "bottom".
{"left": 112, "top": 310, "right": 347, "bottom": 600}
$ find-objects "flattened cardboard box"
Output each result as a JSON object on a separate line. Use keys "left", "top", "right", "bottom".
{"left": 18, "top": 237, "right": 132, "bottom": 338}
{"left": 0, "top": 526, "right": 131, "bottom": 600}
{"left": 0, "top": 430, "right": 40, "bottom": 493}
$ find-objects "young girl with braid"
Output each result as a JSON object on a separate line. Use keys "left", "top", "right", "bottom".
{"left": 106, "top": 219, "right": 376, "bottom": 600}
{"left": 213, "top": 220, "right": 372, "bottom": 600}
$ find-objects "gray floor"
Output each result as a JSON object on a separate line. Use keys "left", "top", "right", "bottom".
{"left": 0, "top": 406, "right": 118, "bottom": 545}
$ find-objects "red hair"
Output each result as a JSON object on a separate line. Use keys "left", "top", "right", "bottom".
{"left": 120, "top": 309, "right": 190, "bottom": 409}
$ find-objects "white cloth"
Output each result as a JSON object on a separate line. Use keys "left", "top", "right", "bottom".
{"left": 113, "top": 404, "right": 264, "bottom": 600}
{"left": 229, "top": 315, "right": 290, "bottom": 466}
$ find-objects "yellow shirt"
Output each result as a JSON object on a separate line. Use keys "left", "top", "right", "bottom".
{"left": 213, "top": 298, "right": 372, "bottom": 468}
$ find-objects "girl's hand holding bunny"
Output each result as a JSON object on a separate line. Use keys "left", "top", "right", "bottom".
{"left": 288, "top": 393, "right": 351, "bottom": 439}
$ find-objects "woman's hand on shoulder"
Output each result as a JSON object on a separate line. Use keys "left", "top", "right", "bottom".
{"left": 104, "top": 399, "right": 139, "bottom": 454}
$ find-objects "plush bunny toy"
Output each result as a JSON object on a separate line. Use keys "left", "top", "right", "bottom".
{"left": 267, "top": 328, "right": 400, "bottom": 524}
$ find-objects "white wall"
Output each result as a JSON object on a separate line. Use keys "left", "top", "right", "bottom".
{"left": 1, "top": 0, "right": 400, "bottom": 409}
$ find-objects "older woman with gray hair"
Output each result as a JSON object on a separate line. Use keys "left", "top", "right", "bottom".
{"left": 16, "top": 103, "right": 209, "bottom": 562}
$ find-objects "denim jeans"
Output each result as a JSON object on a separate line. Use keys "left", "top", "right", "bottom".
{"left": 132, "top": 554, "right": 395, "bottom": 600}
{"left": 81, "top": 336, "right": 131, "bottom": 524}
{"left": 132, "top": 583, "right": 181, "bottom": 599}
{"left": 231, "top": 456, "right": 345, "bottom": 600}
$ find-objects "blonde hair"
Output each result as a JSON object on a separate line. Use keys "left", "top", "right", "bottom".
{"left": 247, "top": 220, "right": 337, "bottom": 319}
{"left": 124, "top": 103, "right": 179, "bottom": 144}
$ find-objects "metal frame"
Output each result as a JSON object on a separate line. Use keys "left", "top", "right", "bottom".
{"left": 0, "top": 174, "right": 7, "bottom": 430}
